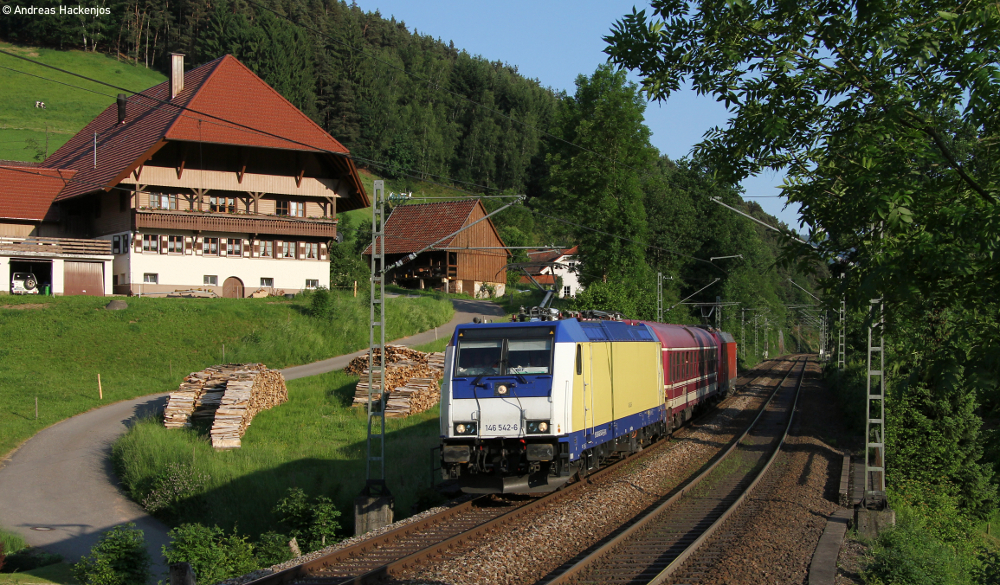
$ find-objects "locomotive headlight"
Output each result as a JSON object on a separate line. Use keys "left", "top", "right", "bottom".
{"left": 496, "top": 384, "right": 509, "bottom": 396}
{"left": 454, "top": 422, "right": 477, "bottom": 435}
{"left": 526, "top": 420, "right": 551, "bottom": 434}
{"left": 456, "top": 423, "right": 466, "bottom": 435}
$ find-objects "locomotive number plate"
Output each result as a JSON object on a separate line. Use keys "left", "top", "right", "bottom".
{"left": 485, "top": 423, "right": 519, "bottom": 432}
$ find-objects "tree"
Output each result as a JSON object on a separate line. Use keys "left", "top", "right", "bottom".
{"left": 545, "top": 64, "right": 657, "bottom": 286}
{"left": 605, "top": 0, "right": 1000, "bottom": 515}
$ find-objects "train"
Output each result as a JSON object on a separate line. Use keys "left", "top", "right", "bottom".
{"left": 439, "top": 316, "right": 738, "bottom": 493}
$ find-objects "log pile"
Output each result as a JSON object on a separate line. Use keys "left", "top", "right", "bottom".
{"left": 162, "top": 364, "right": 287, "bottom": 450}
{"left": 350, "top": 347, "right": 446, "bottom": 418}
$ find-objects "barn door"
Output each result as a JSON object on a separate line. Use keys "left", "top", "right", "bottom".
{"left": 222, "top": 277, "right": 244, "bottom": 299}
{"left": 63, "top": 261, "right": 104, "bottom": 296}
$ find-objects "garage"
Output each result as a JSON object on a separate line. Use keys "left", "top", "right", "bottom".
{"left": 8, "top": 260, "right": 52, "bottom": 295}
{"left": 64, "top": 261, "right": 104, "bottom": 296}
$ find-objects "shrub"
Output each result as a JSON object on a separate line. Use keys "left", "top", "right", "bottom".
{"left": 141, "top": 462, "right": 209, "bottom": 515}
{"left": 163, "top": 523, "right": 259, "bottom": 585}
{"left": 71, "top": 523, "right": 151, "bottom": 585}
{"left": 273, "top": 487, "right": 342, "bottom": 552}
{"left": 1, "top": 548, "right": 62, "bottom": 573}
{"left": 255, "top": 531, "right": 293, "bottom": 567}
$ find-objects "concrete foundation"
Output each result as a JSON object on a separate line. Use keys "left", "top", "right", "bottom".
{"left": 856, "top": 507, "right": 896, "bottom": 539}
{"left": 354, "top": 483, "right": 394, "bottom": 536}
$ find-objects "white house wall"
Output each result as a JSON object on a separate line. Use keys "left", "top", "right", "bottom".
{"left": 101, "top": 231, "right": 329, "bottom": 296}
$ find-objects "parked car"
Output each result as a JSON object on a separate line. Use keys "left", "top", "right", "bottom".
{"left": 11, "top": 272, "right": 39, "bottom": 294}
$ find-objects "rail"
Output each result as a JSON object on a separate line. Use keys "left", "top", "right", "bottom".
{"left": 541, "top": 356, "right": 808, "bottom": 585}
{"left": 246, "top": 359, "right": 791, "bottom": 585}
{"left": 0, "top": 236, "right": 111, "bottom": 256}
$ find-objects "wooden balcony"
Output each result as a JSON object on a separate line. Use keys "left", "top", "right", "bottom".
{"left": 134, "top": 209, "right": 338, "bottom": 238}
{"left": 0, "top": 236, "right": 111, "bottom": 257}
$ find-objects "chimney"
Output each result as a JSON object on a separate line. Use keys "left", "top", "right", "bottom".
{"left": 170, "top": 53, "right": 185, "bottom": 99}
{"left": 116, "top": 93, "right": 127, "bottom": 124}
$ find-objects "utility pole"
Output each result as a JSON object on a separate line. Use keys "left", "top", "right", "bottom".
{"left": 839, "top": 297, "right": 846, "bottom": 370}
{"left": 864, "top": 299, "right": 887, "bottom": 508}
{"left": 754, "top": 314, "right": 759, "bottom": 360}
{"left": 715, "top": 296, "right": 721, "bottom": 330}
{"left": 741, "top": 309, "right": 745, "bottom": 358}
{"left": 356, "top": 180, "right": 393, "bottom": 535}
{"left": 657, "top": 272, "right": 664, "bottom": 322}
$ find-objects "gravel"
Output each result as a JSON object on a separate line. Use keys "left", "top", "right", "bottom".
{"left": 666, "top": 358, "right": 860, "bottom": 585}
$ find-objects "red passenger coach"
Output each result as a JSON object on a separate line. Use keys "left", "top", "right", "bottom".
{"left": 634, "top": 322, "right": 736, "bottom": 430}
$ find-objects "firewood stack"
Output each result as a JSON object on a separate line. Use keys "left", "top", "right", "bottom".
{"left": 350, "top": 347, "right": 447, "bottom": 418}
{"left": 162, "top": 364, "right": 287, "bottom": 450}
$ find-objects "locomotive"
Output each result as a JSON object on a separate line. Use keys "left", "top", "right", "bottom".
{"left": 439, "top": 316, "right": 738, "bottom": 493}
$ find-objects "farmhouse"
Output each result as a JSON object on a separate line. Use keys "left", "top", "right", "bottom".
{"left": 364, "top": 200, "right": 508, "bottom": 297}
{"left": 0, "top": 53, "right": 368, "bottom": 296}
{"left": 518, "top": 246, "right": 581, "bottom": 298}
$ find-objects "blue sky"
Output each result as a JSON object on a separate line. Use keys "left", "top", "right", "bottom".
{"left": 356, "top": 0, "right": 803, "bottom": 234}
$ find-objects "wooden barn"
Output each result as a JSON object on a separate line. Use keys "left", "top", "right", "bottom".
{"left": 364, "top": 200, "right": 508, "bottom": 296}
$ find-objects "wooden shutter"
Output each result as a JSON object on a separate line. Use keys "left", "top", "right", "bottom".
{"left": 319, "top": 243, "right": 327, "bottom": 260}
{"left": 160, "top": 235, "right": 168, "bottom": 254}
{"left": 195, "top": 236, "right": 203, "bottom": 256}
{"left": 134, "top": 233, "right": 142, "bottom": 253}
{"left": 220, "top": 239, "right": 228, "bottom": 257}
{"left": 251, "top": 239, "right": 259, "bottom": 258}
{"left": 184, "top": 236, "right": 193, "bottom": 255}
{"left": 276, "top": 240, "right": 284, "bottom": 259}
{"left": 243, "top": 239, "right": 251, "bottom": 258}
{"left": 297, "top": 241, "right": 304, "bottom": 260}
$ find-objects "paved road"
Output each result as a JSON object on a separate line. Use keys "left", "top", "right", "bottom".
{"left": 0, "top": 298, "right": 504, "bottom": 576}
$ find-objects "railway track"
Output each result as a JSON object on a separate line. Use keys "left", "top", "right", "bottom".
{"left": 245, "top": 358, "right": 795, "bottom": 585}
{"left": 538, "top": 356, "right": 809, "bottom": 585}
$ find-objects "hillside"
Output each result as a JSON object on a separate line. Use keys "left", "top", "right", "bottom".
{"left": 0, "top": 42, "right": 166, "bottom": 162}
{"left": 0, "top": 291, "right": 453, "bottom": 458}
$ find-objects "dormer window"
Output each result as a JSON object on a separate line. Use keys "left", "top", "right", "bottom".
{"left": 277, "top": 200, "right": 305, "bottom": 217}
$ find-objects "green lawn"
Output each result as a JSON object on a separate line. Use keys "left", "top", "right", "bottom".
{"left": 0, "top": 291, "right": 453, "bottom": 458}
{"left": 0, "top": 563, "right": 77, "bottom": 584}
{"left": 112, "top": 337, "right": 452, "bottom": 538}
{"left": 0, "top": 42, "right": 165, "bottom": 162}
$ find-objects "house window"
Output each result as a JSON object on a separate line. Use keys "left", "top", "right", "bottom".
{"left": 150, "top": 193, "right": 177, "bottom": 210}
{"left": 277, "top": 200, "right": 305, "bottom": 217}
{"left": 227, "top": 238, "right": 242, "bottom": 257}
{"left": 113, "top": 235, "right": 121, "bottom": 254}
{"left": 142, "top": 234, "right": 158, "bottom": 252}
{"left": 305, "top": 279, "right": 319, "bottom": 289}
{"left": 304, "top": 242, "right": 318, "bottom": 259}
{"left": 143, "top": 273, "right": 158, "bottom": 284}
{"left": 261, "top": 241, "right": 273, "bottom": 258}
{"left": 280, "top": 241, "right": 294, "bottom": 258}
{"left": 168, "top": 235, "right": 183, "bottom": 254}
{"left": 112, "top": 274, "right": 119, "bottom": 286}
{"left": 568, "top": 262, "right": 576, "bottom": 269}
{"left": 261, "top": 277, "right": 274, "bottom": 288}
{"left": 204, "top": 275, "right": 218, "bottom": 286}
{"left": 210, "top": 195, "right": 236, "bottom": 213}
{"left": 203, "top": 237, "right": 219, "bottom": 256}
{"left": 563, "top": 286, "right": 571, "bottom": 297}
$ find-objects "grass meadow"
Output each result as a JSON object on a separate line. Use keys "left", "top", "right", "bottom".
{"left": 0, "top": 42, "right": 165, "bottom": 162}
{"left": 0, "top": 291, "right": 452, "bottom": 458}
{"left": 112, "top": 338, "right": 452, "bottom": 538}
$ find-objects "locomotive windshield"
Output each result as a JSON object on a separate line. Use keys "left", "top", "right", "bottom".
{"left": 455, "top": 327, "right": 554, "bottom": 376}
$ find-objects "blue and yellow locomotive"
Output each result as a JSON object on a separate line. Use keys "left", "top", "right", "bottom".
{"left": 439, "top": 317, "right": 738, "bottom": 493}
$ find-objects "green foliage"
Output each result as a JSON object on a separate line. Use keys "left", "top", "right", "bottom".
{"left": 607, "top": 0, "right": 1000, "bottom": 518}
{"left": 545, "top": 65, "right": 655, "bottom": 285}
{"left": 273, "top": 487, "right": 341, "bottom": 552}
{"left": 140, "top": 462, "right": 210, "bottom": 516}
{"left": 163, "top": 523, "right": 257, "bottom": 585}
{"left": 1, "top": 548, "right": 62, "bottom": 574}
{"left": 71, "top": 523, "right": 151, "bottom": 585}
{"left": 254, "top": 531, "right": 293, "bottom": 567}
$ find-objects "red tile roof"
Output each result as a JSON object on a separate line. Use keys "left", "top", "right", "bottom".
{"left": 0, "top": 165, "right": 75, "bottom": 221}
{"left": 44, "top": 55, "right": 367, "bottom": 208}
{"left": 365, "top": 200, "right": 490, "bottom": 255}
{"left": 519, "top": 274, "right": 556, "bottom": 286}
{"left": 526, "top": 245, "right": 578, "bottom": 264}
